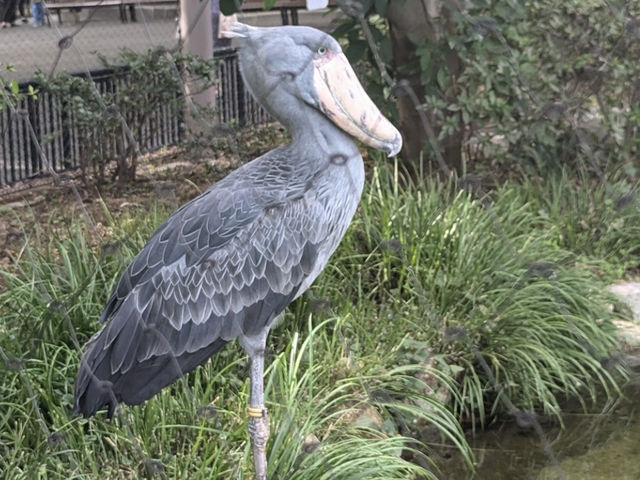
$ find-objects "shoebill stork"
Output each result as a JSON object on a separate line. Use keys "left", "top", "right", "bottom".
{"left": 74, "top": 22, "right": 401, "bottom": 479}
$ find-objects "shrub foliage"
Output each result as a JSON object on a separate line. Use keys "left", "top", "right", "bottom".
{"left": 332, "top": 0, "right": 639, "bottom": 176}
{"left": 33, "top": 49, "right": 217, "bottom": 186}
{"left": 0, "top": 160, "right": 634, "bottom": 477}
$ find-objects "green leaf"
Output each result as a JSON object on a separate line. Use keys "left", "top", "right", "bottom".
{"left": 419, "top": 49, "right": 431, "bottom": 71}
{"left": 359, "top": 0, "right": 373, "bottom": 12}
{"left": 436, "top": 68, "right": 449, "bottom": 90}
{"left": 368, "top": 23, "right": 384, "bottom": 43}
{"left": 374, "top": 0, "right": 388, "bottom": 16}
{"left": 379, "top": 37, "right": 393, "bottom": 63}
{"left": 345, "top": 40, "right": 368, "bottom": 64}
{"left": 220, "top": 0, "right": 241, "bottom": 15}
{"left": 263, "top": 0, "right": 277, "bottom": 9}
{"left": 10, "top": 79, "right": 19, "bottom": 95}
{"left": 332, "top": 21, "right": 356, "bottom": 39}
{"left": 406, "top": 32, "right": 422, "bottom": 46}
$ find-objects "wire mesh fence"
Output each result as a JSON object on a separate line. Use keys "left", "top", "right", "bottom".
{"left": 0, "top": 48, "right": 272, "bottom": 187}
{"left": 0, "top": 0, "right": 276, "bottom": 188}
{"left": 1, "top": 66, "right": 183, "bottom": 186}
{"left": 1, "top": 1, "right": 178, "bottom": 81}
{"left": 0, "top": 0, "right": 639, "bottom": 479}
{"left": 0, "top": 0, "right": 334, "bottom": 188}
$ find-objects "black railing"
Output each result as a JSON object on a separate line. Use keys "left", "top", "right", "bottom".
{"left": 0, "top": 48, "right": 271, "bottom": 187}
{"left": 214, "top": 47, "right": 272, "bottom": 127}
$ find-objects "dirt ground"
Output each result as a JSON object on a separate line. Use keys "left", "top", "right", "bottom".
{"left": 0, "top": 124, "right": 289, "bottom": 272}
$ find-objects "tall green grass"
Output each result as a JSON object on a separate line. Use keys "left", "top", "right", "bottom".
{"left": 0, "top": 203, "right": 470, "bottom": 478}
{"left": 513, "top": 172, "right": 640, "bottom": 277}
{"left": 318, "top": 159, "right": 630, "bottom": 427}
{"left": 0, "top": 160, "right": 635, "bottom": 478}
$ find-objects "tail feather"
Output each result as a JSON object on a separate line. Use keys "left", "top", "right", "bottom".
{"left": 73, "top": 332, "right": 227, "bottom": 418}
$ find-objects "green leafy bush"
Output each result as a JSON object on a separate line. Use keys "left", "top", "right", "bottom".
{"left": 34, "top": 49, "right": 216, "bottom": 186}
{"left": 332, "top": 0, "right": 639, "bottom": 176}
{"left": 0, "top": 63, "right": 37, "bottom": 111}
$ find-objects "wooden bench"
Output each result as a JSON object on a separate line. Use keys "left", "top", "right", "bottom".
{"left": 45, "top": 0, "right": 335, "bottom": 27}
{"left": 120, "top": 0, "right": 177, "bottom": 22}
{"left": 45, "top": 0, "right": 177, "bottom": 25}
{"left": 240, "top": 0, "right": 337, "bottom": 25}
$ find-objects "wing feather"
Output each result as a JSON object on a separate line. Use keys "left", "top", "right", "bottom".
{"left": 92, "top": 183, "right": 330, "bottom": 375}
{"left": 75, "top": 151, "right": 359, "bottom": 416}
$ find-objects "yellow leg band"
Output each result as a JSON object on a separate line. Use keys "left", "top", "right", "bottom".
{"left": 247, "top": 406, "right": 266, "bottom": 418}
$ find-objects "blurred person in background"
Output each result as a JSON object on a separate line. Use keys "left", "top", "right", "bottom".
{"left": 1, "top": 0, "right": 18, "bottom": 28}
{"left": 18, "top": 0, "right": 28, "bottom": 22}
{"left": 31, "top": 0, "right": 43, "bottom": 27}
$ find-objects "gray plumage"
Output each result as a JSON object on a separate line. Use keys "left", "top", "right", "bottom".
{"left": 74, "top": 24, "right": 400, "bottom": 421}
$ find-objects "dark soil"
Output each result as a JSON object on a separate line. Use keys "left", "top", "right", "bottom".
{"left": 0, "top": 124, "right": 289, "bottom": 273}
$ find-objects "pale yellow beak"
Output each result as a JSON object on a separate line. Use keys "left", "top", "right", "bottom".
{"left": 312, "top": 51, "right": 402, "bottom": 157}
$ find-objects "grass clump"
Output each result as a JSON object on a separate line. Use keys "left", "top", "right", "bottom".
{"left": 0, "top": 206, "right": 471, "bottom": 478}
{"left": 322, "top": 159, "right": 630, "bottom": 428}
{"left": 0, "top": 159, "right": 635, "bottom": 478}
{"left": 514, "top": 173, "right": 640, "bottom": 277}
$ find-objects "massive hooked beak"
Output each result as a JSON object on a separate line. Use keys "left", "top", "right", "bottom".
{"left": 313, "top": 51, "right": 402, "bottom": 157}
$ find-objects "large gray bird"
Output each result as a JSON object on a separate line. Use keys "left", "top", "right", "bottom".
{"left": 74, "top": 22, "right": 401, "bottom": 479}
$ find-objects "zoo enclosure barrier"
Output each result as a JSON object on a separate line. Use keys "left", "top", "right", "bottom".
{"left": 0, "top": 47, "right": 271, "bottom": 188}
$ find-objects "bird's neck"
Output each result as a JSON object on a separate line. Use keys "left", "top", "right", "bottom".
{"left": 284, "top": 106, "right": 361, "bottom": 164}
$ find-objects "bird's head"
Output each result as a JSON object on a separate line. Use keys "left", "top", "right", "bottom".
{"left": 221, "top": 21, "right": 402, "bottom": 157}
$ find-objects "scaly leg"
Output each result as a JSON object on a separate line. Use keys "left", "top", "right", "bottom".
{"left": 248, "top": 351, "right": 269, "bottom": 480}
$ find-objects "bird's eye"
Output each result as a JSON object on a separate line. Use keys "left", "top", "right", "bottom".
{"left": 317, "top": 46, "right": 328, "bottom": 56}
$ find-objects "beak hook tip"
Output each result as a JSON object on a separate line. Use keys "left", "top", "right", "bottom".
{"left": 386, "top": 134, "right": 403, "bottom": 157}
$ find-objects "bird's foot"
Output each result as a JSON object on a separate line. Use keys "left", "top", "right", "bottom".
{"left": 248, "top": 405, "right": 269, "bottom": 480}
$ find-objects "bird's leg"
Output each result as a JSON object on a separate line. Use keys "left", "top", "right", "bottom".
{"left": 248, "top": 350, "right": 269, "bottom": 480}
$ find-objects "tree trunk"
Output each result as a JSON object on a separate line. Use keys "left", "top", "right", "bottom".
{"left": 387, "top": 0, "right": 463, "bottom": 178}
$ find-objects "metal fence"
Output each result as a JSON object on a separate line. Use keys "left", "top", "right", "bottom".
{"left": 0, "top": 47, "right": 271, "bottom": 187}
{"left": 214, "top": 47, "right": 271, "bottom": 127}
